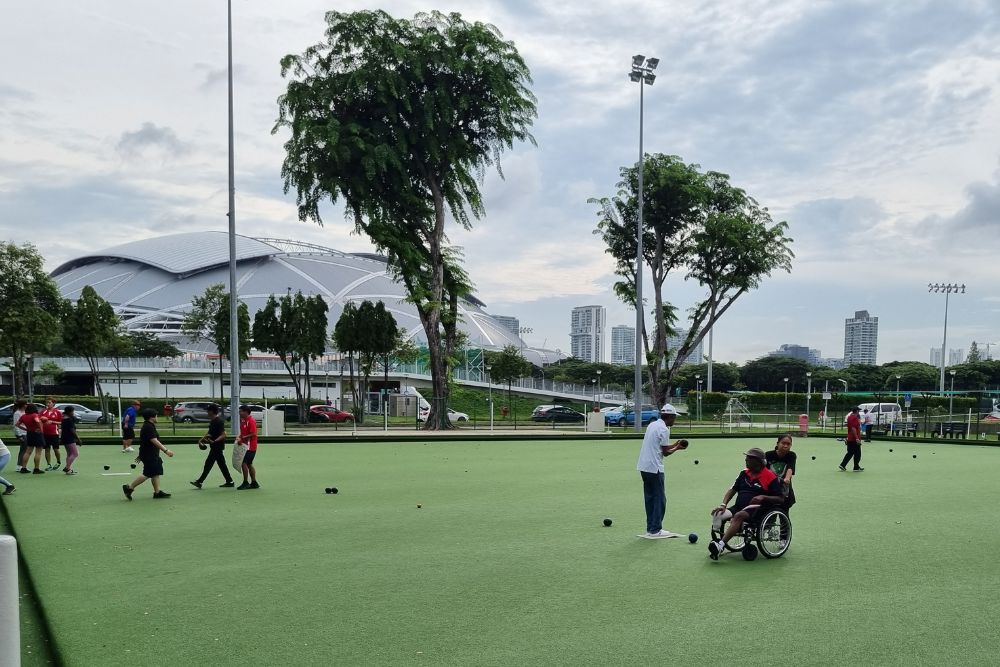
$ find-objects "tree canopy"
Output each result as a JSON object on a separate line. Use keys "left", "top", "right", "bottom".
{"left": 276, "top": 9, "right": 536, "bottom": 429}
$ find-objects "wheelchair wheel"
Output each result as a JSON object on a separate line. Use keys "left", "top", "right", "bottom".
{"left": 741, "top": 544, "right": 758, "bottom": 561}
{"left": 756, "top": 510, "right": 791, "bottom": 559}
{"left": 711, "top": 517, "right": 747, "bottom": 553}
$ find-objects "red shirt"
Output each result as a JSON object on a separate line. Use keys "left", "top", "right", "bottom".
{"left": 17, "top": 413, "right": 42, "bottom": 433}
{"left": 240, "top": 415, "right": 258, "bottom": 452}
{"left": 846, "top": 413, "right": 861, "bottom": 443}
{"left": 40, "top": 407, "right": 62, "bottom": 436}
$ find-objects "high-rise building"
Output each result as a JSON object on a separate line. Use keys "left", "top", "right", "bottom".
{"left": 667, "top": 328, "right": 704, "bottom": 366}
{"left": 844, "top": 310, "right": 878, "bottom": 366}
{"left": 611, "top": 326, "right": 635, "bottom": 365}
{"left": 766, "top": 344, "right": 813, "bottom": 362}
{"left": 932, "top": 347, "right": 965, "bottom": 366}
{"left": 570, "top": 305, "right": 606, "bottom": 362}
{"left": 492, "top": 315, "right": 520, "bottom": 336}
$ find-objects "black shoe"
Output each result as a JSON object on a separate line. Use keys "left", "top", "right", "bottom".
{"left": 853, "top": 467, "right": 865, "bottom": 472}
{"left": 32, "top": 468, "right": 44, "bottom": 474}
{"left": 249, "top": 481, "right": 260, "bottom": 489}
{"left": 2, "top": 485, "right": 13, "bottom": 495}
{"left": 18, "top": 468, "right": 30, "bottom": 474}
{"left": 190, "top": 480, "right": 203, "bottom": 489}
{"left": 838, "top": 465, "right": 847, "bottom": 471}
{"left": 220, "top": 481, "right": 235, "bottom": 488}
{"left": 236, "top": 482, "right": 251, "bottom": 490}
{"left": 153, "top": 490, "right": 171, "bottom": 499}
{"left": 122, "top": 484, "right": 133, "bottom": 501}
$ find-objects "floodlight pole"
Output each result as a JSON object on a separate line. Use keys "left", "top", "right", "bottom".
{"left": 630, "top": 54, "right": 657, "bottom": 431}
{"left": 805, "top": 371, "right": 812, "bottom": 422}
{"left": 928, "top": 283, "right": 965, "bottom": 395}
{"left": 226, "top": 0, "right": 241, "bottom": 434}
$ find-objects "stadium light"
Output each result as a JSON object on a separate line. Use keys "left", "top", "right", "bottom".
{"left": 226, "top": 0, "right": 241, "bottom": 433}
{"left": 629, "top": 52, "right": 657, "bottom": 432}
{"left": 928, "top": 282, "right": 966, "bottom": 394}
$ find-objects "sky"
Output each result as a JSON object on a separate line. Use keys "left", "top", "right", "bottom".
{"left": 2, "top": 0, "right": 999, "bottom": 365}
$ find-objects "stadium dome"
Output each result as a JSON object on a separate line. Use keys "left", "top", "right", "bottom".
{"left": 51, "top": 231, "right": 562, "bottom": 365}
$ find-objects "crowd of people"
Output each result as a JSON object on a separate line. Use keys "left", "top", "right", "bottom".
{"left": 0, "top": 397, "right": 260, "bottom": 502}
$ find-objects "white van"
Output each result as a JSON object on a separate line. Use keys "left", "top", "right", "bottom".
{"left": 844, "top": 402, "right": 904, "bottom": 425}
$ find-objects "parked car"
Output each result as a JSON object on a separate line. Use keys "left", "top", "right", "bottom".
{"left": 223, "top": 404, "right": 266, "bottom": 421}
{"left": 604, "top": 404, "right": 659, "bottom": 427}
{"left": 171, "top": 401, "right": 222, "bottom": 423}
{"left": 268, "top": 403, "right": 331, "bottom": 423}
{"left": 311, "top": 405, "right": 355, "bottom": 423}
{"left": 53, "top": 403, "right": 113, "bottom": 424}
{"left": 418, "top": 407, "right": 469, "bottom": 423}
{"left": 599, "top": 405, "right": 623, "bottom": 414}
{"left": 530, "top": 405, "right": 585, "bottom": 422}
{"left": 842, "top": 402, "right": 904, "bottom": 426}
{"left": 0, "top": 402, "right": 44, "bottom": 424}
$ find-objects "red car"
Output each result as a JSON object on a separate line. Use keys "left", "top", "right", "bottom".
{"left": 310, "top": 405, "right": 355, "bottom": 423}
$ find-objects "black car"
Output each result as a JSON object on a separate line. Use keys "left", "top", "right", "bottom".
{"left": 268, "top": 404, "right": 331, "bottom": 423}
{"left": 530, "top": 405, "right": 585, "bottom": 423}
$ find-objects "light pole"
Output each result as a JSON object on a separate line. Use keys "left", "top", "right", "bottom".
{"left": 596, "top": 369, "right": 602, "bottom": 409}
{"left": 949, "top": 369, "right": 956, "bottom": 418}
{"left": 783, "top": 377, "right": 789, "bottom": 424}
{"left": 928, "top": 283, "right": 966, "bottom": 394}
{"left": 838, "top": 378, "right": 848, "bottom": 393}
{"left": 26, "top": 353, "right": 33, "bottom": 403}
{"left": 695, "top": 374, "right": 703, "bottom": 421}
{"left": 165, "top": 367, "right": 175, "bottom": 434}
{"left": 630, "top": 53, "right": 658, "bottom": 433}
{"left": 210, "top": 360, "right": 216, "bottom": 402}
{"left": 591, "top": 378, "right": 597, "bottom": 410}
{"left": 325, "top": 367, "right": 330, "bottom": 403}
{"left": 895, "top": 374, "right": 901, "bottom": 404}
{"left": 805, "top": 371, "right": 812, "bottom": 421}
{"left": 486, "top": 364, "right": 493, "bottom": 432}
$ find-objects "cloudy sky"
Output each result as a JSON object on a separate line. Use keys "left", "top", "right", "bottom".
{"left": 3, "top": 0, "right": 999, "bottom": 364}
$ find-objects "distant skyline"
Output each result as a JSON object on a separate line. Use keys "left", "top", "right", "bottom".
{"left": 2, "top": 2, "right": 998, "bottom": 364}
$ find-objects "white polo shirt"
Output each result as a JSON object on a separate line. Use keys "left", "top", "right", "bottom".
{"left": 636, "top": 417, "right": 669, "bottom": 473}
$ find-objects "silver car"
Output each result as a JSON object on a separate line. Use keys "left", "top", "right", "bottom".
{"left": 54, "top": 403, "right": 114, "bottom": 424}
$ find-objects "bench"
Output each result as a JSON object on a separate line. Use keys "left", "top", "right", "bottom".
{"left": 931, "top": 422, "right": 969, "bottom": 439}
{"left": 885, "top": 422, "right": 919, "bottom": 437}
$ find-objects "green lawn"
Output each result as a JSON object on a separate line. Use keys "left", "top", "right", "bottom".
{"left": 3, "top": 437, "right": 1000, "bottom": 665}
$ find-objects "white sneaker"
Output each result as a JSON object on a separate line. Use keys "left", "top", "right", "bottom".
{"left": 647, "top": 530, "right": 679, "bottom": 539}
{"left": 708, "top": 540, "right": 725, "bottom": 560}
{"left": 123, "top": 447, "right": 135, "bottom": 453}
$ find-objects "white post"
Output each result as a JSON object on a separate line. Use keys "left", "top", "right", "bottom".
{"left": 0, "top": 534, "right": 20, "bottom": 666}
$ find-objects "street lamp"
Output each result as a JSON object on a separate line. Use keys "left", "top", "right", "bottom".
{"left": 838, "top": 378, "right": 848, "bottom": 393}
{"left": 486, "top": 364, "right": 493, "bottom": 432}
{"left": 596, "top": 369, "right": 602, "bottom": 409}
{"left": 325, "top": 366, "right": 330, "bottom": 403}
{"left": 805, "top": 371, "right": 812, "bottom": 422}
{"left": 164, "top": 367, "right": 175, "bottom": 434}
{"left": 928, "top": 283, "right": 966, "bottom": 393}
{"left": 949, "top": 369, "right": 956, "bottom": 418}
{"left": 695, "top": 374, "right": 703, "bottom": 421}
{"left": 895, "top": 374, "right": 901, "bottom": 404}
{"left": 783, "top": 377, "right": 789, "bottom": 424}
{"left": 26, "top": 353, "right": 33, "bottom": 403}
{"left": 630, "top": 53, "right": 657, "bottom": 433}
{"left": 210, "top": 360, "right": 216, "bottom": 402}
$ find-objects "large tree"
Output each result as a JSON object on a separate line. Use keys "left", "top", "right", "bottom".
{"left": 276, "top": 9, "right": 536, "bottom": 429}
{"left": 593, "top": 154, "right": 793, "bottom": 407}
{"left": 485, "top": 345, "right": 531, "bottom": 416}
{"left": 63, "top": 286, "right": 119, "bottom": 417}
{"left": 182, "top": 284, "right": 251, "bottom": 402}
{"left": 125, "top": 331, "right": 181, "bottom": 358}
{"left": 0, "top": 243, "right": 63, "bottom": 396}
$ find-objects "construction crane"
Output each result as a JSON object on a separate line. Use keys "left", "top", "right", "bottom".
{"left": 983, "top": 341, "right": 1000, "bottom": 361}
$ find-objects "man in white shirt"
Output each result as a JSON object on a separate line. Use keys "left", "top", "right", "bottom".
{"left": 863, "top": 409, "right": 874, "bottom": 442}
{"left": 636, "top": 403, "right": 688, "bottom": 538}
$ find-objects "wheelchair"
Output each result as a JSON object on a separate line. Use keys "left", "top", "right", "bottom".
{"left": 711, "top": 504, "right": 792, "bottom": 561}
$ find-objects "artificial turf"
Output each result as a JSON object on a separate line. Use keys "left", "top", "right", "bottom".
{"left": 3, "top": 436, "right": 1000, "bottom": 666}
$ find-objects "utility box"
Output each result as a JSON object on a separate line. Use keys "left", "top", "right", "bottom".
{"left": 262, "top": 409, "right": 285, "bottom": 436}
{"left": 586, "top": 412, "right": 605, "bottom": 433}
{"left": 390, "top": 394, "right": 418, "bottom": 418}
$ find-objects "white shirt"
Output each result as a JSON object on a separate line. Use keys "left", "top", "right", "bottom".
{"left": 12, "top": 409, "right": 25, "bottom": 437}
{"left": 636, "top": 418, "right": 669, "bottom": 473}
{"left": 863, "top": 413, "right": 874, "bottom": 425}
{"left": 0, "top": 437, "right": 8, "bottom": 457}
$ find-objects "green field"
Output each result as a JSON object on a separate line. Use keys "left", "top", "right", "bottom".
{"left": 3, "top": 436, "right": 1000, "bottom": 665}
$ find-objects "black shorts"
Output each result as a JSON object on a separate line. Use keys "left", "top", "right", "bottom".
{"left": 44, "top": 434, "right": 60, "bottom": 449}
{"left": 730, "top": 505, "right": 765, "bottom": 523}
{"left": 141, "top": 458, "right": 164, "bottom": 478}
{"left": 123, "top": 426, "right": 135, "bottom": 440}
{"left": 26, "top": 432, "right": 44, "bottom": 448}
{"left": 243, "top": 450, "right": 256, "bottom": 466}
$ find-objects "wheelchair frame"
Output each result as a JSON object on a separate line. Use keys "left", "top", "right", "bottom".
{"left": 711, "top": 505, "right": 792, "bottom": 561}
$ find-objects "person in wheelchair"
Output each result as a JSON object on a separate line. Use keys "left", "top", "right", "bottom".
{"left": 765, "top": 434, "right": 796, "bottom": 514}
{"left": 708, "top": 447, "right": 784, "bottom": 560}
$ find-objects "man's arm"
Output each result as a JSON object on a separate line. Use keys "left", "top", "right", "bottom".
{"left": 712, "top": 487, "right": 736, "bottom": 514}
{"left": 660, "top": 439, "right": 687, "bottom": 457}
{"left": 150, "top": 437, "right": 174, "bottom": 458}
{"left": 751, "top": 480, "right": 784, "bottom": 506}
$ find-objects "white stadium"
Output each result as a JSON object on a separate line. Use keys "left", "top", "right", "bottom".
{"left": 52, "top": 231, "right": 562, "bottom": 366}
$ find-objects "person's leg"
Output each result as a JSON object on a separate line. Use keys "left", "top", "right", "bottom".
{"left": 840, "top": 443, "right": 854, "bottom": 469}
{"left": 151, "top": 476, "right": 161, "bottom": 493}
{"left": 0, "top": 452, "right": 12, "bottom": 490}
{"left": 33, "top": 446, "right": 42, "bottom": 471}
{"left": 248, "top": 461, "right": 257, "bottom": 485}
{"left": 640, "top": 471, "right": 658, "bottom": 533}
{"left": 17, "top": 439, "right": 29, "bottom": 470}
{"left": 195, "top": 453, "right": 214, "bottom": 484}
{"left": 53, "top": 443, "right": 61, "bottom": 465}
{"left": 212, "top": 447, "right": 233, "bottom": 483}
{"left": 853, "top": 442, "right": 863, "bottom": 469}
{"left": 63, "top": 443, "right": 79, "bottom": 471}
{"left": 722, "top": 511, "right": 747, "bottom": 543}
{"left": 43, "top": 443, "right": 52, "bottom": 467}
{"left": 652, "top": 471, "right": 664, "bottom": 531}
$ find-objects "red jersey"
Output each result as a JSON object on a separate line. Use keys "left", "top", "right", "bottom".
{"left": 40, "top": 407, "right": 62, "bottom": 436}
{"left": 17, "top": 413, "right": 42, "bottom": 433}
{"left": 240, "top": 415, "right": 258, "bottom": 452}
{"left": 846, "top": 413, "right": 861, "bottom": 443}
